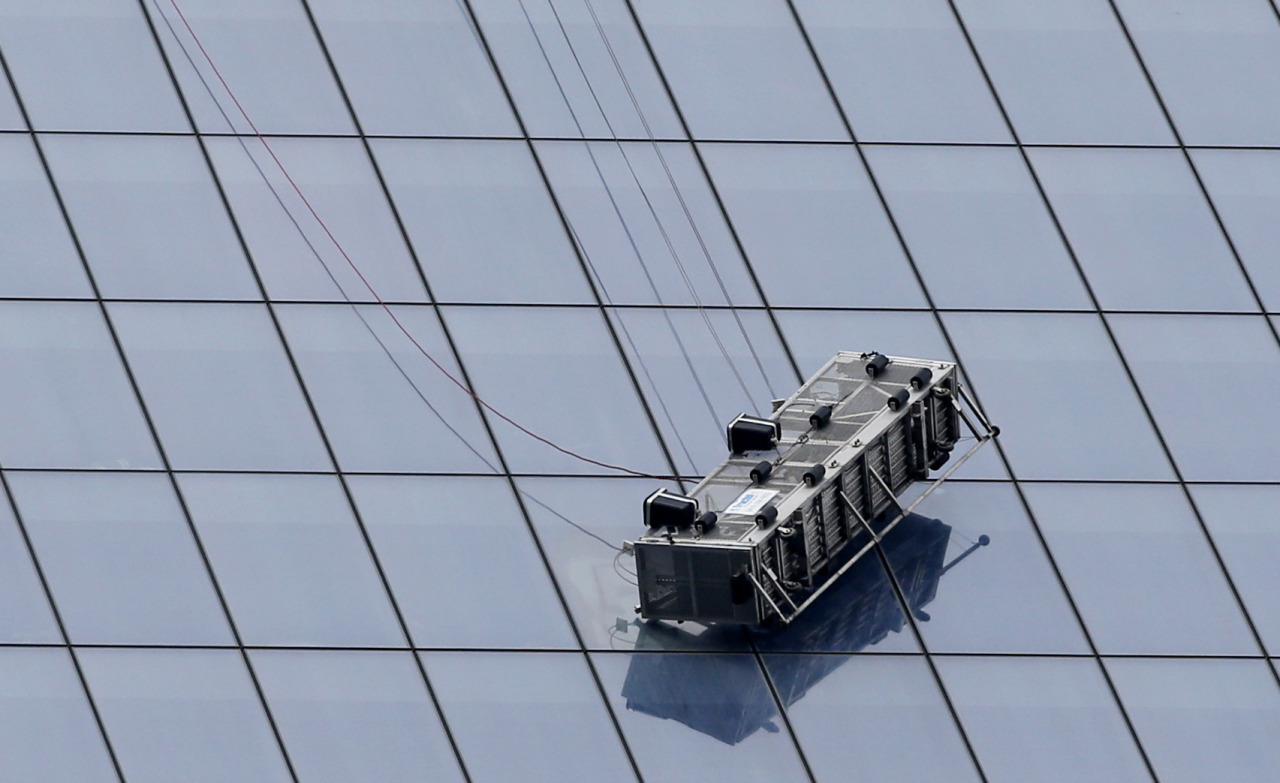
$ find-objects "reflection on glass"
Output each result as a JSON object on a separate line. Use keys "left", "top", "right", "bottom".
{"left": 1189, "top": 149, "right": 1280, "bottom": 312}
{"left": 617, "top": 514, "right": 980, "bottom": 747}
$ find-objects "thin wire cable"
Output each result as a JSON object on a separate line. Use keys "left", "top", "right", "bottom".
{"left": 524, "top": 0, "right": 762, "bottom": 417}
{"left": 159, "top": 0, "right": 674, "bottom": 482}
{"left": 574, "top": 0, "right": 779, "bottom": 400}
{"left": 516, "top": 0, "right": 724, "bottom": 470}
{"left": 153, "top": 0, "right": 625, "bottom": 552}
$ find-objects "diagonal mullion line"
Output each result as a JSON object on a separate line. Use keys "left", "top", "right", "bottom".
{"left": 944, "top": 0, "right": 1278, "bottom": 774}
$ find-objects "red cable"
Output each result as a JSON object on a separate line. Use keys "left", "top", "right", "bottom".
{"left": 165, "top": 0, "right": 671, "bottom": 481}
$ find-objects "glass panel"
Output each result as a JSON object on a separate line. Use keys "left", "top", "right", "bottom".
{"left": 765, "top": 653, "right": 980, "bottom": 782}
{"left": 308, "top": 0, "right": 517, "bottom": 137}
{"left": 442, "top": 307, "right": 670, "bottom": 475}
{"left": 347, "top": 475, "right": 577, "bottom": 649}
{"left": 205, "top": 136, "right": 427, "bottom": 303}
{"left": 1106, "top": 658, "right": 1280, "bottom": 783}
{"left": 536, "top": 140, "right": 761, "bottom": 306}
{"left": 423, "top": 652, "right": 636, "bottom": 783}
{"left": 630, "top": 0, "right": 848, "bottom": 141}
{"left": 1116, "top": 0, "right": 1280, "bottom": 146}
{"left": 250, "top": 650, "right": 464, "bottom": 783}
{"left": 898, "top": 483, "right": 1089, "bottom": 654}
{"left": 40, "top": 134, "right": 260, "bottom": 300}
{"left": 608, "top": 307, "right": 795, "bottom": 476}
{"left": 1025, "top": 483, "right": 1257, "bottom": 656}
{"left": 953, "top": 0, "right": 1172, "bottom": 144}
{"left": 591, "top": 651, "right": 809, "bottom": 779}
{"left": 1192, "top": 485, "right": 1280, "bottom": 655}
{"left": 0, "top": 70, "right": 23, "bottom": 130}
{"left": 0, "top": 0, "right": 187, "bottom": 131}
{"left": 79, "top": 648, "right": 293, "bottom": 783}
{"left": 519, "top": 476, "right": 751, "bottom": 652}
{"left": 178, "top": 473, "right": 405, "bottom": 647}
{"left": 0, "top": 493, "right": 59, "bottom": 644}
{"left": 699, "top": 142, "right": 926, "bottom": 308}
{"left": 1109, "top": 315, "right": 1280, "bottom": 482}
{"left": 472, "top": 0, "right": 681, "bottom": 139}
{"left": 7, "top": 472, "right": 231, "bottom": 646}
{"left": 0, "top": 302, "right": 161, "bottom": 470}
{"left": 372, "top": 139, "right": 595, "bottom": 304}
{"left": 865, "top": 145, "right": 1091, "bottom": 309}
{"left": 936, "top": 657, "right": 1151, "bottom": 783}
{"left": 942, "top": 312, "right": 1173, "bottom": 481}
{"left": 0, "top": 136, "right": 91, "bottom": 298}
{"left": 275, "top": 304, "right": 497, "bottom": 473}
{"left": 795, "top": 0, "right": 1010, "bottom": 143}
{"left": 108, "top": 303, "right": 332, "bottom": 471}
{"left": 1028, "top": 147, "right": 1255, "bottom": 312}
{"left": 0, "top": 648, "right": 116, "bottom": 782}
{"left": 144, "top": 0, "right": 354, "bottom": 135}
{"left": 1191, "top": 149, "right": 1280, "bottom": 312}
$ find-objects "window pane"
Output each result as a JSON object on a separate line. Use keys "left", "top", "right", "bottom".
{"left": 1191, "top": 149, "right": 1280, "bottom": 312}
{"left": 1116, "top": 0, "right": 1280, "bottom": 146}
{"left": 443, "top": 307, "right": 670, "bottom": 475}
{"left": 937, "top": 657, "right": 1150, "bottom": 783}
{"left": 796, "top": 0, "right": 1009, "bottom": 143}
{"left": 1110, "top": 315, "right": 1280, "bottom": 482}
{"left": 0, "top": 0, "right": 187, "bottom": 131}
{"left": 0, "top": 648, "right": 116, "bottom": 782}
{"left": 592, "top": 651, "right": 810, "bottom": 779}
{"left": 766, "top": 653, "right": 980, "bottom": 782}
{"left": 79, "top": 648, "right": 293, "bottom": 783}
{"left": 519, "top": 476, "right": 751, "bottom": 652}
{"left": 609, "top": 307, "right": 795, "bottom": 476}
{"left": 700, "top": 143, "right": 926, "bottom": 308}
{"left": 309, "top": 0, "right": 517, "bottom": 136}
{"left": 0, "top": 72, "right": 22, "bottom": 130}
{"left": 900, "top": 483, "right": 1089, "bottom": 654}
{"left": 1191, "top": 485, "right": 1280, "bottom": 655}
{"left": 8, "top": 472, "right": 231, "bottom": 645}
{"left": 41, "top": 134, "right": 260, "bottom": 300}
{"left": 179, "top": 473, "right": 405, "bottom": 647}
{"left": 631, "top": 0, "right": 847, "bottom": 141}
{"left": 472, "top": 0, "right": 680, "bottom": 139}
{"left": 206, "top": 136, "right": 427, "bottom": 303}
{"left": 1025, "top": 483, "right": 1257, "bottom": 656}
{"left": 0, "top": 302, "right": 162, "bottom": 470}
{"left": 954, "top": 0, "right": 1171, "bottom": 144}
{"left": 943, "top": 312, "right": 1173, "bottom": 481}
{"left": 347, "top": 475, "right": 577, "bottom": 649}
{"left": 251, "top": 650, "right": 464, "bottom": 783}
{"left": 0, "top": 136, "right": 91, "bottom": 298}
{"left": 0, "top": 496, "right": 59, "bottom": 643}
{"left": 1106, "top": 658, "right": 1280, "bottom": 783}
{"left": 145, "top": 0, "right": 354, "bottom": 135}
{"left": 423, "top": 652, "right": 636, "bottom": 783}
{"left": 1029, "top": 147, "right": 1255, "bottom": 312}
{"left": 373, "top": 139, "right": 595, "bottom": 304}
{"left": 536, "top": 140, "right": 762, "bottom": 306}
{"left": 866, "top": 145, "right": 1090, "bottom": 309}
{"left": 275, "top": 304, "right": 497, "bottom": 473}
{"left": 109, "top": 303, "right": 332, "bottom": 471}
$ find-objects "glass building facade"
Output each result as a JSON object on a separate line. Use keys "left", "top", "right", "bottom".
{"left": 2, "top": 0, "right": 1280, "bottom": 780}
